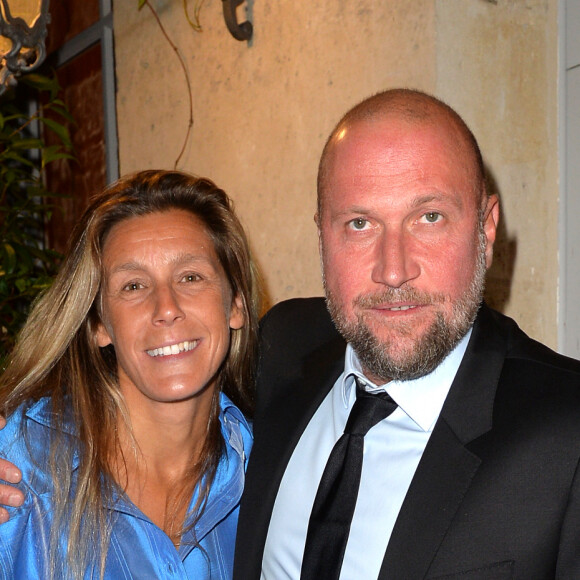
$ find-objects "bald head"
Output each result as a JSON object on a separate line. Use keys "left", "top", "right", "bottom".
{"left": 317, "top": 89, "right": 486, "bottom": 217}
{"left": 315, "top": 88, "right": 499, "bottom": 383}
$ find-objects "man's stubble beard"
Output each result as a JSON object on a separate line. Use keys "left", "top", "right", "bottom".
{"left": 323, "top": 225, "right": 488, "bottom": 383}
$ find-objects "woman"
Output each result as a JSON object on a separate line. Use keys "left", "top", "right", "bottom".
{"left": 0, "top": 170, "right": 259, "bottom": 579}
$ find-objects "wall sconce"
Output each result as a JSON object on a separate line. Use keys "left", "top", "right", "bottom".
{"left": 0, "top": 0, "right": 50, "bottom": 96}
{"left": 222, "top": 0, "right": 252, "bottom": 41}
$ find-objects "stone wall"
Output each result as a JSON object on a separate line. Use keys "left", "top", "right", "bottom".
{"left": 113, "top": 0, "right": 559, "bottom": 347}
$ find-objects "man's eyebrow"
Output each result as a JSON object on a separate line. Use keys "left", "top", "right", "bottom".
{"left": 329, "top": 194, "right": 464, "bottom": 219}
{"left": 410, "top": 192, "right": 464, "bottom": 210}
{"left": 330, "top": 206, "right": 372, "bottom": 218}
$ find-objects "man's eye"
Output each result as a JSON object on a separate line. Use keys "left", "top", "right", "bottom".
{"left": 423, "top": 212, "right": 441, "bottom": 223}
{"left": 349, "top": 217, "right": 369, "bottom": 230}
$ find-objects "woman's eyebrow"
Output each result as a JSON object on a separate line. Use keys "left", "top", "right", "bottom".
{"left": 108, "top": 253, "right": 215, "bottom": 275}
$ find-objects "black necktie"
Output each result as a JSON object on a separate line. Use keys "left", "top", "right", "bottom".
{"left": 300, "top": 379, "right": 397, "bottom": 580}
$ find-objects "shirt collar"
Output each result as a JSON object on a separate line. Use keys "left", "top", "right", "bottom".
{"left": 340, "top": 327, "right": 472, "bottom": 432}
{"left": 26, "top": 391, "right": 251, "bottom": 433}
{"left": 25, "top": 391, "right": 253, "bottom": 471}
{"left": 219, "top": 391, "right": 252, "bottom": 436}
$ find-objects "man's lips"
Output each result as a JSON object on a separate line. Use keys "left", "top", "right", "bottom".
{"left": 146, "top": 339, "right": 199, "bottom": 357}
{"left": 354, "top": 287, "right": 440, "bottom": 311}
{"left": 374, "top": 304, "right": 420, "bottom": 312}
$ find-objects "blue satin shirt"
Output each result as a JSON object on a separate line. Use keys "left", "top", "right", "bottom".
{"left": 0, "top": 392, "right": 252, "bottom": 579}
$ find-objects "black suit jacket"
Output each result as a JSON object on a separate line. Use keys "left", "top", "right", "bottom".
{"left": 235, "top": 298, "right": 580, "bottom": 579}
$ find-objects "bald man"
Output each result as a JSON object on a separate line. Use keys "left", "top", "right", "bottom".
{"left": 235, "top": 90, "right": 580, "bottom": 579}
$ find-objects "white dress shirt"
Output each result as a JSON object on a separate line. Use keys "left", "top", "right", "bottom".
{"left": 261, "top": 329, "right": 472, "bottom": 580}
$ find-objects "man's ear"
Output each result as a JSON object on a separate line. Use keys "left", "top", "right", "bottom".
{"left": 482, "top": 194, "right": 500, "bottom": 269}
{"left": 229, "top": 294, "right": 245, "bottom": 331}
{"left": 315, "top": 212, "right": 323, "bottom": 255}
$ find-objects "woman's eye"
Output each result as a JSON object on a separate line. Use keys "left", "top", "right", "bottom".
{"left": 122, "top": 282, "right": 142, "bottom": 292}
{"left": 182, "top": 273, "right": 201, "bottom": 283}
{"left": 349, "top": 217, "right": 369, "bottom": 230}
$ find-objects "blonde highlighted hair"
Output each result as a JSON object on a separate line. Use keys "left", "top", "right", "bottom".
{"left": 0, "top": 170, "right": 260, "bottom": 578}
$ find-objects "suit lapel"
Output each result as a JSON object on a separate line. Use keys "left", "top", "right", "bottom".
{"left": 380, "top": 305, "right": 509, "bottom": 579}
{"left": 380, "top": 421, "right": 481, "bottom": 578}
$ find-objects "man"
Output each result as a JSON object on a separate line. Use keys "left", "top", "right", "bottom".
{"left": 234, "top": 89, "right": 580, "bottom": 579}
{"left": 1, "top": 90, "right": 580, "bottom": 579}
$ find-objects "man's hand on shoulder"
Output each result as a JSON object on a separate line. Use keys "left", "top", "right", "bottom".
{"left": 0, "top": 415, "right": 24, "bottom": 523}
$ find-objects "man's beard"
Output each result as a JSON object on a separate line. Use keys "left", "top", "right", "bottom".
{"left": 323, "top": 227, "right": 488, "bottom": 383}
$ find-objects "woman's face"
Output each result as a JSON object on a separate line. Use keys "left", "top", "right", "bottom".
{"left": 96, "top": 209, "right": 244, "bottom": 408}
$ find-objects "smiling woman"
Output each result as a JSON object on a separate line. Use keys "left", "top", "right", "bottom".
{"left": 0, "top": 170, "right": 260, "bottom": 579}
{"left": 96, "top": 210, "right": 245, "bottom": 409}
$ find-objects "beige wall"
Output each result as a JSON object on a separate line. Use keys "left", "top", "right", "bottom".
{"left": 114, "top": 0, "right": 559, "bottom": 347}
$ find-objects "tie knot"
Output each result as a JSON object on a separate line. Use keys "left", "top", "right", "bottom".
{"left": 344, "top": 380, "right": 397, "bottom": 436}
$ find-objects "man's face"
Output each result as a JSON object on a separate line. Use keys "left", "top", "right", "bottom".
{"left": 318, "top": 116, "right": 499, "bottom": 383}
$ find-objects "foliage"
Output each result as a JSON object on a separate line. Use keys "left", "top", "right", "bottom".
{"left": 0, "top": 73, "right": 74, "bottom": 367}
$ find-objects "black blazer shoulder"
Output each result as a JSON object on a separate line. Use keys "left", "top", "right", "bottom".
{"left": 438, "top": 303, "right": 580, "bottom": 444}
{"left": 255, "top": 297, "right": 344, "bottom": 411}
{"left": 258, "top": 297, "right": 340, "bottom": 363}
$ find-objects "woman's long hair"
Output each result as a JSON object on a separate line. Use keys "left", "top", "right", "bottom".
{"left": 0, "top": 170, "right": 260, "bottom": 578}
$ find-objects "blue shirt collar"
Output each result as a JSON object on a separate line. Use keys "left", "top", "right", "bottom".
{"left": 25, "top": 391, "right": 250, "bottom": 434}
{"left": 24, "top": 391, "right": 252, "bottom": 472}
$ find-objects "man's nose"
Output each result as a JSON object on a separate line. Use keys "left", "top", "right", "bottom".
{"left": 371, "top": 229, "right": 420, "bottom": 288}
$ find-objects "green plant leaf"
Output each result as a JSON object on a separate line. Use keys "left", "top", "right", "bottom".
{"left": 10, "top": 138, "right": 44, "bottom": 150}
{"left": 42, "top": 145, "right": 75, "bottom": 166}
{"left": 39, "top": 117, "right": 73, "bottom": 149}
{"left": 14, "top": 278, "right": 28, "bottom": 293}
{"left": 21, "top": 74, "right": 58, "bottom": 92}
{"left": 1, "top": 150, "right": 36, "bottom": 167}
{"left": 1, "top": 244, "right": 16, "bottom": 274}
{"left": 46, "top": 103, "right": 76, "bottom": 125}
{"left": 22, "top": 72, "right": 62, "bottom": 100}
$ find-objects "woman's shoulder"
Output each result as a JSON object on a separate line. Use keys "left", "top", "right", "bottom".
{"left": 1, "top": 397, "right": 54, "bottom": 438}
{"left": 0, "top": 398, "right": 68, "bottom": 496}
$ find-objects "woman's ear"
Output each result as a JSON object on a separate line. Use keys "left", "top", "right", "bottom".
{"left": 229, "top": 294, "right": 245, "bottom": 330}
{"left": 96, "top": 321, "right": 112, "bottom": 348}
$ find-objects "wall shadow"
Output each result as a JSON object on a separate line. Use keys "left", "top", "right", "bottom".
{"left": 483, "top": 165, "right": 517, "bottom": 314}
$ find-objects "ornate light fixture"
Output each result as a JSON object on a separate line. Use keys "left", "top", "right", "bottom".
{"left": 0, "top": 0, "right": 50, "bottom": 96}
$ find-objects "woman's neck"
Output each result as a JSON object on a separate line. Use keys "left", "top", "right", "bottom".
{"left": 112, "top": 386, "right": 218, "bottom": 546}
